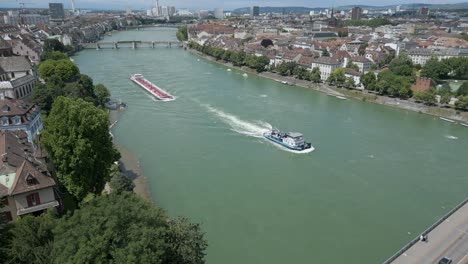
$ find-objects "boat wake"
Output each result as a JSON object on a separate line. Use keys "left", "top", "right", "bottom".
{"left": 445, "top": 135, "right": 458, "bottom": 140}
{"left": 204, "top": 105, "right": 271, "bottom": 138}
{"left": 203, "top": 105, "right": 314, "bottom": 154}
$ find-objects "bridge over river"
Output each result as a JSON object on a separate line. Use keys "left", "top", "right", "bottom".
{"left": 81, "top": 40, "right": 181, "bottom": 49}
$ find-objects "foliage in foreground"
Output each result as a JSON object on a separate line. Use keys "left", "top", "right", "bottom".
{"left": 3, "top": 193, "right": 207, "bottom": 264}
{"left": 42, "top": 97, "right": 120, "bottom": 201}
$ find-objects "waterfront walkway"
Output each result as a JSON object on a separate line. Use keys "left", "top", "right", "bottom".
{"left": 390, "top": 199, "right": 468, "bottom": 264}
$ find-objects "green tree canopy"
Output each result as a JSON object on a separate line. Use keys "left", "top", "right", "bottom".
{"left": 455, "top": 95, "right": 468, "bottom": 110}
{"left": 38, "top": 59, "right": 79, "bottom": 82}
{"left": 41, "top": 51, "right": 68, "bottom": 61}
{"left": 176, "top": 26, "right": 188, "bottom": 41}
{"left": 346, "top": 61, "right": 359, "bottom": 72}
{"left": 307, "top": 67, "right": 322, "bottom": 83}
{"left": 94, "top": 84, "right": 111, "bottom": 106}
{"left": 44, "top": 39, "right": 65, "bottom": 52}
{"left": 421, "top": 57, "right": 450, "bottom": 81}
{"left": 345, "top": 77, "right": 356, "bottom": 88}
{"left": 42, "top": 97, "right": 120, "bottom": 200}
{"left": 109, "top": 172, "right": 135, "bottom": 194}
{"left": 413, "top": 89, "right": 437, "bottom": 105}
{"left": 361, "top": 72, "right": 377, "bottom": 90}
{"left": 389, "top": 53, "right": 414, "bottom": 77}
{"left": 327, "top": 68, "right": 346, "bottom": 86}
{"left": 5, "top": 211, "right": 56, "bottom": 264}
{"left": 457, "top": 81, "right": 468, "bottom": 97}
{"left": 52, "top": 193, "right": 207, "bottom": 264}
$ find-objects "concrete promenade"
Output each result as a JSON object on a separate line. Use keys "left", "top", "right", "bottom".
{"left": 390, "top": 200, "right": 468, "bottom": 264}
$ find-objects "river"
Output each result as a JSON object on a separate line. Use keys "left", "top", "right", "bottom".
{"left": 73, "top": 28, "right": 468, "bottom": 264}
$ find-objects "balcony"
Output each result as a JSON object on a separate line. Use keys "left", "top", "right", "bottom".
{"left": 17, "top": 200, "right": 59, "bottom": 216}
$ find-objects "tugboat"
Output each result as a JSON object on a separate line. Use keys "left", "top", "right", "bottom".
{"left": 263, "top": 129, "right": 313, "bottom": 151}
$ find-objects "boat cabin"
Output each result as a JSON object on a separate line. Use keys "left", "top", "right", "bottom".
{"left": 284, "top": 132, "right": 305, "bottom": 147}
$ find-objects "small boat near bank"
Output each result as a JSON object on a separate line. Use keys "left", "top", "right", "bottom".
{"left": 335, "top": 95, "right": 347, "bottom": 100}
{"left": 130, "top": 74, "right": 175, "bottom": 101}
{"left": 439, "top": 117, "right": 455, "bottom": 123}
{"left": 263, "top": 129, "right": 314, "bottom": 152}
{"left": 461, "top": 123, "right": 468, "bottom": 127}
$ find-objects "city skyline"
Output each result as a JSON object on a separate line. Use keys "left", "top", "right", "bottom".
{"left": 0, "top": 0, "right": 464, "bottom": 10}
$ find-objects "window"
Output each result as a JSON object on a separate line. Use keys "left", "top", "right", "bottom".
{"left": 14, "top": 116, "right": 21, "bottom": 125}
{"left": 26, "top": 193, "right": 40, "bottom": 207}
{"left": 11, "top": 72, "right": 15, "bottom": 78}
{"left": 2, "top": 212, "right": 12, "bottom": 222}
{"left": 26, "top": 174, "right": 37, "bottom": 185}
{"left": 2, "top": 105, "right": 9, "bottom": 112}
{"left": 1, "top": 117, "right": 9, "bottom": 126}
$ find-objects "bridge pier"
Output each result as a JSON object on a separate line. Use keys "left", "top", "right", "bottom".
{"left": 152, "top": 41, "right": 155, "bottom": 48}
{"left": 132, "top": 41, "right": 136, "bottom": 49}
{"left": 96, "top": 43, "right": 100, "bottom": 50}
{"left": 114, "top": 42, "right": 119, "bottom": 49}
{"left": 169, "top": 42, "right": 172, "bottom": 48}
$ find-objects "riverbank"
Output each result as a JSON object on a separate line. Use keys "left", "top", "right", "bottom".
{"left": 109, "top": 110, "right": 152, "bottom": 201}
{"left": 186, "top": 47, "right": 468, "bottom": 123}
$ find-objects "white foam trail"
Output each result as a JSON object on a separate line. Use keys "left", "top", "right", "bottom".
{"left": 445, "top": 135, "right": 458, "bottom": 140}
{"left": 203, "top": 105, "right": 314, "bottom": 154}
{"left": 259, "top": 94, "right": 268, "bottom": 98}
{"left": 204, "top": 105, "right": 271, "bottom": 138}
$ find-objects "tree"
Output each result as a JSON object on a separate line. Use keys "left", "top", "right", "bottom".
{"left": 38, "top": 59, "right": 79, "bottom": 82}
{"left": 260, "top": 39, "right": 273, "bottom": 48}
{"left": 163, "top": 217, "right": 207, "bottom": 264}
{"left": 321, "top": 49, "right": 329, "bottom": 57}
{"left": 109, "top": 172, "right": 135, "bottom": 194}
{"left": 413, "top": 90, "right": 436, "bottom": 105}
{"left": 308, "top": 67, "right": 321, "bottom": 83}
{"left": 245, "top": 55, "right": 269, "bottom": 73}
{"left": 32, "top": 83, "right": 58, "bottom": 114}
{"left": 42, "top": 97, "right": 120, "bottom": 200}
{"left": 293, "top": 66, "right": 307, "bottom": 79}
{"left": 0, "top": 201, "right": 9, "bottom": 261}
{"left": 176, "top": 26, "right": 188, "bottom": 41}
{"left": 55, "top": 60, "right": 79, "bottom": 82}
{"left": 327, "top": 68, "right": 346, "bottom": 86}
{"left": 455, "top": 96, "right": 468, "bottom": 110}
{"left": 44, "top": 38, "right": 65, "bottom": 52}
{"left": 345, "top": 77, "right": 356, "bottom": 88}
{"left": 94, "top": 84, "right": 111, "bottom": 106}
{"left": 41, "top": 51, "right": 67, "bottom": 61}
{"left": 52, "top": 193, "right": 207, "bottom": 264}
{"left": 358, "top": 44, "right": 368, "bottom": 56}
{"left": 457, "top": 81, "right": 468, "bottom": 97}
{"left": 6, "top": 212, "right": 56, "bottom": 264}
{"left": 346, "top": 61, "right": 359, "bottom": 72}
{"left": 361, "top": 72, "right": 377, "bottom": 90}
{"left": 389, "top": 53, "right": 414, "bottom": 77}
{"left": 440, "top": 93, "right": 451, "bottom": 105}
{"left": 421, "top": 57, "right": 450, "bottom": 81}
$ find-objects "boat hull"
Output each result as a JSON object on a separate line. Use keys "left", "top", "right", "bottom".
{"left": 130, "top": 74, "right": 175, "bottom": 101}
{"left": 263, "top": 134, "right": 312, "bottom": 151}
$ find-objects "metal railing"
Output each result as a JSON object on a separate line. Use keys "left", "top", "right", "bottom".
{"left": 382, "top": 196, "right": 468, "bottom": 263}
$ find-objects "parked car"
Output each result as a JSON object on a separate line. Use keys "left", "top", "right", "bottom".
{"left": 438, "top": 257, "right": 452, "bottom": 264}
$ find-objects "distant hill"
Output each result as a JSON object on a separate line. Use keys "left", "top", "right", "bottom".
{"left": 233, "top": 2, "right": 468, "bottom": 13}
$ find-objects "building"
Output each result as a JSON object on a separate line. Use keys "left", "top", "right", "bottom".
{"left": 9, "top": 34, "right": 43, "bottom": 64}
{"left": 420, "top": 7, "right": 429, "bottom": 15}
{"left": 350, "top": 56, "right": 372, "bottom": 73}
{"left": 126, "top": 6, "right": 132, "bottom": 15}
{"left": 214, "top": 8, "right": 224, "bottom": 19}
{"left": 0, "top": 56, "right": 37, "bottom": 100}
{"left": 0, "top": 97, "right": 43, "bottom": 142}
{"left": 3, "top": 14, "right": 49, "bottom": 26}
{"left": 0, "top": 130, "right": 59, "bottom": 222}
{"left": 351, "top": 7, "right": 362, "bottom": 20}
{"left": 344, "top": 68, "right": 363, "bottom": 89}
{"left": 311, "top": 57, "right": 342, "bottom": 81}
{"left": 407, "top": 48, "right": 432, "bottom": 66}
{"left": 49, "top": 3, "right": 65, "bottom": 20}
{"left": 250, "top": 6, "right": 260, "bottom": 17}
{"left": 411, "top": 77, "right": 434, "bottom": 92}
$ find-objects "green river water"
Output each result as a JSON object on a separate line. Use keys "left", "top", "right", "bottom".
{"left": 73, "top": 28, "right": 468, "bottom": 264}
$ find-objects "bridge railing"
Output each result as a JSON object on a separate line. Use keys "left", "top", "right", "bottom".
{"left": 382, "top": 196, "right": 468, "bottom": 264}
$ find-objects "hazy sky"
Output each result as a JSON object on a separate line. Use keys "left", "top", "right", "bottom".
{"left": 0, "top": 0, "right": 459, "bottom": 10}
